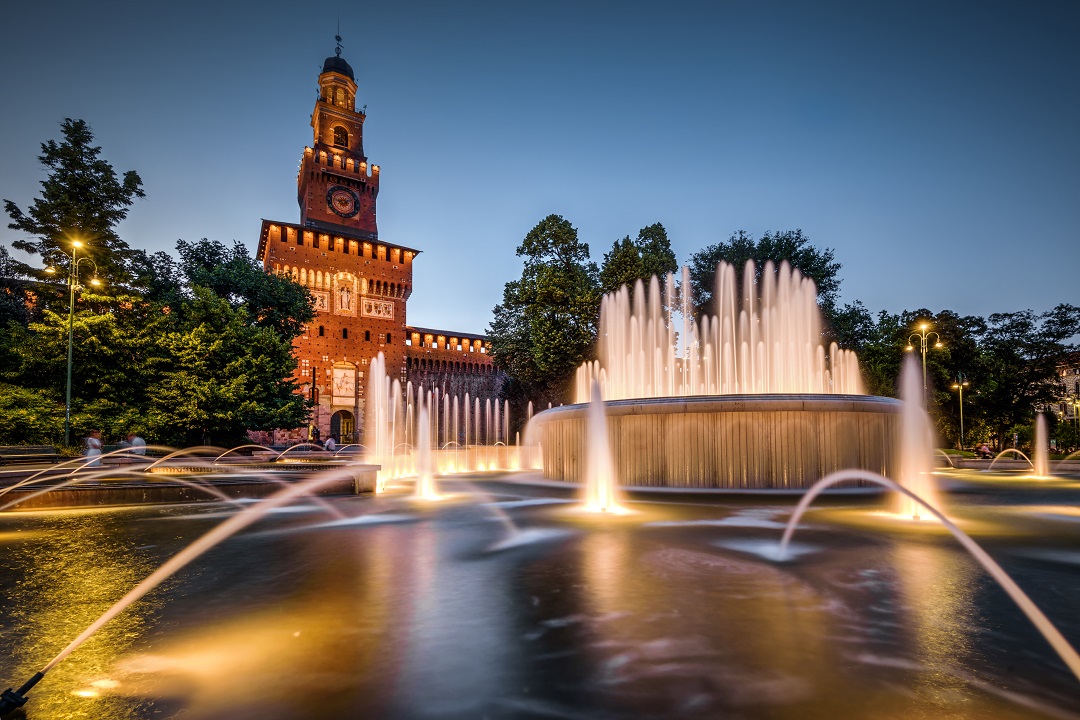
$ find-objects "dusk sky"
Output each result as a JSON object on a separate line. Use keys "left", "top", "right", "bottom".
{"left": 1, "top": 0, "right": 1077, "bottom": 335}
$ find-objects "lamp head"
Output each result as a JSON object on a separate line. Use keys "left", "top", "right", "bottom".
{"left": 920, "top": 323, "right": 928, "bottom": 331}
{"left": 89, "top": 277, "right": 101, "bottom": 287}
{"left": 72, "top": 240, "right": 82, "bottom": 248}
{"left": 935, "top": 342, "right": 943, "bottom": 349}
{"left": 905, "top": 345, "right": 914, "bottom": 352}
{"left": 44, "top": 266, "right": 56, "bottom": 274}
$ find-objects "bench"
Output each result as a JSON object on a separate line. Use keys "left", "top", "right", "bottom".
{"left": 0, "top": 445, "right": 62, "bottom": 465}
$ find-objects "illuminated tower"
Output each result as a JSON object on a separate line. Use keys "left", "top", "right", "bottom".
{"left": 297, "top": 37, "right": 380, "bottom": 239}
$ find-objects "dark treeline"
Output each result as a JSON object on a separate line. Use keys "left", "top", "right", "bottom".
{"left": 0, "top": 119, "right": 313, "bottom": 448}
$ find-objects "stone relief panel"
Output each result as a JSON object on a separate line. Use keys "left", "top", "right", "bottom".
{"left": 334, "top": 275, "right": 357, "bottom": 316}
{"left": 332, "top": 365, "right": 356, "bottom": 406}
{"left": 362, "top": 298, "right": 394, "bottom": 320}
{"left": 311, "top": 291, "right": 330, "bottom": 313}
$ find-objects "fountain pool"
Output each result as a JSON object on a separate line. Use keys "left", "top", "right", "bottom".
{"left": 1, "top": 472, "right": 1079, "bottom": 719}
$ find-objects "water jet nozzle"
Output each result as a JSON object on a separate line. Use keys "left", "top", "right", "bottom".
{"left": 0, "top": 672, "right": 44, "bottom": 716}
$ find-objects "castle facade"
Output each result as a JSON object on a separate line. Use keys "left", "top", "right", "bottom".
{"left": 256, "top": 48, "right": 501, "bottom": 443}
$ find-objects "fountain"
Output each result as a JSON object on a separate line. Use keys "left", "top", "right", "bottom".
{"left": 895, "top": 354, "right": 939, "bottom": 518}
{"left": 583, "top": 382, "right": 624, "bottom": 513}
{"left": 1034, "top": 412, "right": 1050, "bottom": 477}
{"left": 413, "top": 395, "right": 441, "bottom": 501}
{"left": 530, "top": 261, "right": 901, "bottom": 489}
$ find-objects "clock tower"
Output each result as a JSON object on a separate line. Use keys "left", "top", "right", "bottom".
{"left": 297, "top": 43, "right": 380, "bottom": 239}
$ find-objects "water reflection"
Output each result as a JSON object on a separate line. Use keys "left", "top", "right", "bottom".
{"left": 1, "top": 509, "right": 164, "bottom": 718}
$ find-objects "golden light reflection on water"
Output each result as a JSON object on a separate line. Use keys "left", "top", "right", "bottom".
{"left": 1, "top": 509, "right": 164, "bottom": 719}
{"left": 891, "top": 542, "right": 980, "bottom": 705}
{"left": 574, "top": 530, "right": 838, "bottom": 713}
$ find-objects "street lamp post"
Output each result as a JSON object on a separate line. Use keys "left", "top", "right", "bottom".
{"left": 951, "top": 372, "right": 970, "bottom": 450}
{"left": 45, "top": 241, "right": 100, "bottom": 446}
{"left": 906, "top": 322, "right": 943, "bottom": 394}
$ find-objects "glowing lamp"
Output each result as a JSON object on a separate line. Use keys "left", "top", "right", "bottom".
{"left": 89, "top": 277, "right": 101, "bottom": 286}
{"left": 44, "top": 266, "right": 56, "bottom": 274}
{"left": 905, "top": 345, "right": 914, "bottom": 352}
{"left": 72, "top": 240, "right": 82, "bottom": 248}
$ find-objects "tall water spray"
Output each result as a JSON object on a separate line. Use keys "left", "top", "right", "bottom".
{"left": 584, "top": 382, "right": 623, "bottom": 513}
{"left": 576, "top": 260, "right": 862, "bottom": 402}
{"left": 364, "top": 353, "right": 394, "bottom": 491}
{"left": 896, "top": 355, "right": 940, "bottom": 518}
{"left": 1033, "top": 413, "right": 1050, "bottom": 477}
{"left": 414, "top": 395, "right": 440, "bottom": 499}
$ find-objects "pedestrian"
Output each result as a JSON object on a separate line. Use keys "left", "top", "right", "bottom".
{"left": 85, "top": 429, "right": 103, "bottom": 467}
{"left": 127, "top": 432, "right": 146, "bottom": 456}
{"left": 324, "top": 434, "right": 337, "bottom": 452}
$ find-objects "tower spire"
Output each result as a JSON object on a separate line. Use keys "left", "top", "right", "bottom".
{"left": 335, "top": 18, "right": 343, "bottom": 57}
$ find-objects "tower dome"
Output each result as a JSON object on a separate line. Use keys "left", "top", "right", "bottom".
{"left": 322, "top": 54, "right": 354, "bottom": 80}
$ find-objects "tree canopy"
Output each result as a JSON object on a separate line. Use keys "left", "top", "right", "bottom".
{"left": 488, "top": 215, "right": 600, "bottom": 407}
{"left": 4, "top": 118, "right": 145, "bottom": 287}
{"left": 1, "top": 118, "right": 314, "bottom": 447}
{"left": 598, "top": 222, "right": 679, "bottom": 296}
{"left": 687, "top": 229, "right": 842, "bottom": 317}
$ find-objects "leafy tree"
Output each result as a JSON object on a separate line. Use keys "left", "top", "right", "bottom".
{"left": 599, "top": 222, "right": 678, "bottom": 295}
{"left": 177, "top": 239, "right": 313, "bottom": 337}
{"left": 144, "top": 287, "right": 307, "bottom": 446}
{"left": 977, "top": 305, "right": 1080, "bottom": 448}
{"left": 687, "top": 229, "right": 841, "bottom": 318}
{"left": 0, "top": 245, "right": 30, "bottom": 327}
{"left": 4, "top": 119, "right": 145, "bottom": 288}
{"left": 488, "top": 215, "right": 601, "bottom": 406}
{"left": 0, "top": 384, "right": 66, "bottom": 445}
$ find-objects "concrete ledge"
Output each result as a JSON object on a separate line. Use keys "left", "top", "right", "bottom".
{"left": 530, "top": 394, "right": 902, "bottom": 490}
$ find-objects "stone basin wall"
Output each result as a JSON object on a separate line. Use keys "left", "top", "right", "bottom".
{"left": 529, "top": 395, "right": 902, "bottom": 489}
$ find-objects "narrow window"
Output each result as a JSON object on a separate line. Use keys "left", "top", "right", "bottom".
{"left": 333, "top": 126, "right": 348, "bottom": 148}
{"left": 343, "top": 328, "right": 348, "bottom": 340}
{"left": 387, "top": 333, "right": 392, "bottom": 344}
{"left": 365, "top": 330, "right": 371, "bottom": 342}
{"left": 318, "top": 326, "right": 325, "bottom": 337}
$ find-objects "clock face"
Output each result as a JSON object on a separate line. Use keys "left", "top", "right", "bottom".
{"left": 327, "top": 186, "right": 360, "bottom": 218}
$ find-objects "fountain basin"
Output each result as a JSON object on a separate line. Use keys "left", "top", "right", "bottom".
{"left": 530, "top": 394, "right": 901, "bottom": 489}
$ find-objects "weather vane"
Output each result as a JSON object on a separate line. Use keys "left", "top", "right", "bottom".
{"left": 335, "top": 16, "right": 343, "bottom": 57}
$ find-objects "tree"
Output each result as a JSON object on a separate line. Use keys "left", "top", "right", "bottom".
{"left": 4, "top": 119, "right": 145, "bottom": 288}
{"left": 687, "top": 229, "right": 841, "bottom": 318}
{"left": 488, "top": 215, "right": 601, "bottom": 406}
{"left": 176, "top": 238, "right": 313, "bottom": 337}
{"left": 0, "top": 245, "right": 30, "bottom": 327}
{"left": 977, "top": 305, "right": 1080, "bottom": 448}
{"left": 599, "top": 222, "right": 679, "bottom": 295}
{"left": 144, "top": 287, "right": 308, "bottom": 447}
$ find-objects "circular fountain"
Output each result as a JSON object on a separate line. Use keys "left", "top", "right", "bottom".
{"left": 529, "top": 261, "right": 901, "bottom": 489}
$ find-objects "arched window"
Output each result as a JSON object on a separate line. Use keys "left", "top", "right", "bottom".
{"left": 333, "top": 126, "right": 348, "bottom": 148}
{"left": 335, "top": 88, "right": 344, "bottom": 107}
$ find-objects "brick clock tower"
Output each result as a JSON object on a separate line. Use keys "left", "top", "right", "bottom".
{"left": 257, "top": 43, "right": 501, "bottom": 445}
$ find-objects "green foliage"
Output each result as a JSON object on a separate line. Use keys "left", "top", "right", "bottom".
{"left": 0, "top": 384, "right": 65, "bottom": 445}
{"left": 977, "top": 305, "right": 1080, "bottom": 447}
{"left": 176, "top": 239, "right": 314, "bottom": 336}
{"left": 0, "top": 246, "right": 31, "bottom": 327}
{"left": 489, "top": 215, "right": 601, "bottom": 404}
{"left": 143, "top": 288, "right": 307, "bottom": 446}
{"left": 0, "top": 241, "right": 311, "bottom": 446}
{"left": 687, "top": 229, "right": 841, "bottom": 317}
{"left": 599, "top": 222, "right": 678, "bottom": 295}
{"left": 4, "top": 118, "right": 145, "bottom": 288}
{"left": 832, "top": 303, "right": 1080, "bottom": 450}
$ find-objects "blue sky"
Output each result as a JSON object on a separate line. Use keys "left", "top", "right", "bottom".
{"left": 1, "top": 0, "right": 1077, "bottom": 335}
